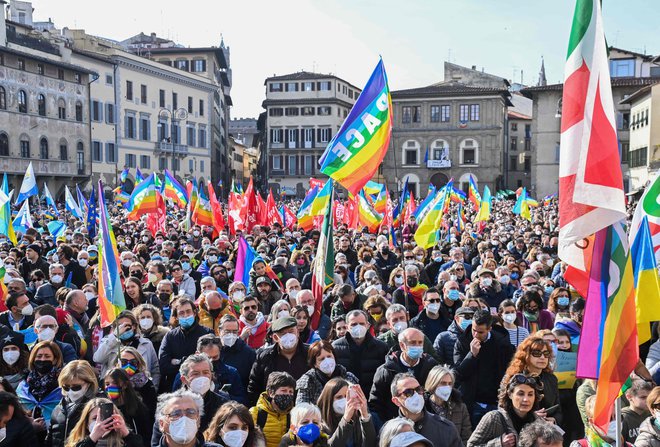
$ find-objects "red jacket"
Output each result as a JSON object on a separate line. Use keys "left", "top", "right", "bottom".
{"left": 238, "top": 319, "right": 270, "bottom": 350}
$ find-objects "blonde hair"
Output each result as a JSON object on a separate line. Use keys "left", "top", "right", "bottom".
{"left": 424, "top": 365, "right": 455, "bottom": 393}
{"left": 118, "top": 346, "right": 148, "bottom": 374}
{"left": 58, "top": 360, "right": 98, "bottom": 390}
{"left": 65, "top": 398, "right": 123, "bottom": 447}
{"left": 290, "top": 403, "right": 322, "bottom": 427}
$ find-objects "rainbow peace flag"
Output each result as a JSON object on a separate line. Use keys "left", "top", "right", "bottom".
{"left": 630, "top": 216, "right": 660, "bottom": 344}
{"left": 363, "top": 180, "right": 384, "bottom": 196}
{"left": 296, "top": 186, "right": 319, "bottom": 231}
{"left": 234, "top": 237, "right": 257, "bottom": 287}
{"left": 163, "top": 169, "right": 188, "bottom": 208}
{"left": 126, "top": 173, "right": 158, "bottom": 220}
{"left": 97, "top": 181, "right": 126, "bottom": 327}
{"left": 310, "top": 179, "right": 333, "bottom": 216}
{"left": 357, "top": 191, "right": 382, "bottom": 232}
{"left": 319, "top": 59, "right": 392, "bottom": 195}
{"left": 192, "top": 187, "right": 214, "bottom": 227}
{"left": 373, "top": 187, "right": 387, "bottom": 215}
{"left": 468, "top": 175, "right": 481, "bottom": 210}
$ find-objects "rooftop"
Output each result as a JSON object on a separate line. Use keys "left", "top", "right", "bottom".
{"left": 620, "top": 82, "right": 660, "bottom": 105}
{"left": 142, "top": 46, "right": 228, "bottom": 70}
{"left": 392, "top": 80, "right": 511, "bottom": 99}
{"left": 521, "top": 77, "right": 660, "bottom": 97}
{"left": 264, "top": 70, "right": 361, "bottom": 91}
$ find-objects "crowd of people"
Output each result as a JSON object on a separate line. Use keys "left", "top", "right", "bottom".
{"left": 0, "top": 194, "right": 658, "bottom": 447}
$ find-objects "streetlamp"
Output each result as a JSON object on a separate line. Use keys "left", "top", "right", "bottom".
{"left": 158, "top": 107, "right": 189, "bottom": 179}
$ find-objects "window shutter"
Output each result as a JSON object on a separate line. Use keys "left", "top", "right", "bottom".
{"left": 316, "top": 82, "right": 321, "bottom": 90}
{"left": 317, "top": 128, "right": 321, "bottom": 142}
{"left": 311, "top": 128, "right": 315, "bottom": 148}
{"left": 284, "top": 128, "right": 289, "bottom": 147}
{"left": 98, "top": 102, "right": 104, "bottom": 122}
{"left": 124, "top": 115, "right": 129, "bottom": 138}
{"left": 104, "top": 143, "right": 109, "bottom": 163}
{"left": 147, "top": 120, "right": 151, "bottom": 141}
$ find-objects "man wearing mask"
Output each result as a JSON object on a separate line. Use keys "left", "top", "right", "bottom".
{"left": 337, "top": 237, "right": 359, "bottom": 271}
{"left": 249, "top": 372, "right": 296, "bottom": 447}
{"left": 197, "top": 247, "right": 221, "bottom": 278}
{"left": 255, "top": 277, "right": 282, "bottom": 316}
{"left": 63, "top": 290, "right": 90, "bottom": 336}
{"left": 330, "top": 284, "right": 365, "bottom": 321}
{"left": 390, "top": 373, "right": 462, "bottom": 447}
{"left": 159, "top": 298, "right": 213, "bottom": 392}
{"left": 247, "top": 317, "right": 308, "bottom": 406}
{"left": 433, "top": 306, "right": 475, "bottom": 366}
{"left": 284, "top": 278, "right": 301, "bottom": 306}
{"left": 424, "top": 249, "right": 444, "bottom": 287}
{"left": 76, "top": 250, "right": 93, "bottom": 283}
{"left": 35, "top": 263, "right": 65, "bottom": 306}
{"left": 187, "top": 225, "right": 203, "bottom": 250}
{"left": 179, "top": 354, "right": 231, "bottom": 430}
{"left": 34, "top": 315, "right": 77, "bottom": 362}
{"left": 453, "top": 309, "right": 515, "bottom": 426}
{"left": 198, "top": 290, "right": 232, "bottom": 334}
{"left": 392, "top": 265, "right": 426, "bottom": 319}
{"left": 332, "top": 310, "right": 389, "bottom": 396}
{"left": 295, "top": 289, "right": 331, "bottom": 340}
{"left": 155, "top": 389, "right": 219, "bottom": 447}
{"left": 55, "top": 244, "right": 86, "bottom": 289}
{"left": 467, "top": 268, "right": 506, "bottom": 310}
{"left": 218, "top": 314, "right": 256, "bottom": 388}
{"left": 19, "top": 244, "right": 49, "bottom": 283}
{"left": 193, "top": 335, "right": 245, "bottom": 403}
{"left": 238, "top": 296, "right": 270, "bottom": 350}
{"left": 378, "top": 304, "right": 436, "bottom": 359}
{"left": 0, "top": 291, "right": 34, "bottom": 330}
{"left": 410, "top": 287, "right": 451, "bottom": 344}
{"left": 374, "top": 242, "right": 398, "bottom": 282}
{"left": 369, "top": 328, "right": 438, "bottom": 421}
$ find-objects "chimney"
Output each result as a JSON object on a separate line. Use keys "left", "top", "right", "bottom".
{"left": 151, "top": 32, "right": 156, "bottom": 43}
{"left": 471, "top": 65, "right": 476, "bottom": 70}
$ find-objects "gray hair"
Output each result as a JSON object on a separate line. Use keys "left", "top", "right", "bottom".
{"left": 379, "top": 417, "right": 415, "bottom": 447}
{"left": 7, "top": 277, "right": 26, "bottom": 287}
{"left": 155, "top": 389, "right": 205, "bottom": 421}
{"left": 290, "top": 403, "right": 322, "bottom": 427}
{"left": 518, "top": 420, "right": 564, "bottom": 447}
{"left": 389, "top": 371, "right": 416, "bottom": 399}
{"left": 404, "top": 264, "right": 419, "bottom": 275}
{"left": 425, "top": 365, "right": 456, "bottom": 393}
{"left": 397, "top": 327, "right": 422, "bottom": 344}
{"left": 386, "top": 303, "right": 407, "bottom": 320}
{"left": 179, "top": 353, "right": 213, "bottom": 378}
{"left": 49, "top": 263, "right": 64, "bottom": 273}
{"left": 200, "top": 276, "right": 216, "bottom": 287}
{"left": 158, "top": 279, "right": 174, "bottom": 290}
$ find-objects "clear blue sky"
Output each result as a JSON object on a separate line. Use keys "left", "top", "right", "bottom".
{"left": 31, "top": 0, "right": 659, "bottom": 118}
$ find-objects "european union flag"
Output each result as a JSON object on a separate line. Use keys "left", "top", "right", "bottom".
{"left": 86, "top": 187, "right": 98, "bottom": 239}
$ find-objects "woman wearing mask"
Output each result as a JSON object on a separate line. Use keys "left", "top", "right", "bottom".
{"left": 102, "top": 368, "right": 152, "bottom": 446}
{"left": 279, "top": 403, "right": 329, "bottom": 447}
{"left": 295, "top": 341, "right": 358, "bottom": 405}
{"left": 0, "top": 333, "right": 29, "bottom": 390}
{"left": 467, "top": 374, "right": 544, "bottom": 447}
{"left": 448, "top": 263, "right": 471, "bottom": 292}
{"left": 546, "top": 288, "right": 572, "bottom": 321}
{"left": 424, "top": 366, "right": 472, "bottom": 445}
{"left": 229, "top": 282, "right": 248, "bottom": 315}
{"left": 516, "top": 291, "right": 554, "bottom": 333}
{"left": 498, "top": 300, "right": 530, "bottom": 347}
{"left": 48, "top": 361, "right": 100, "bottom": 447}
{"left": 363, "top": 296, "right": 390, "bottom": 326}
{"left": 268, "top": 300, "right": 291, "bottom": 324}
{"left": 204, "top": 401, "right": 266, "bottom": 447}
{"left": 132, "top": 304, "right": 169, "bottom": 354}
{"left": 292, "top": 306, "right": 321, "bottom": 345}
{"left": 117, "top": 347, "right": 157, "bottom": 415}
{"left": 503, "top": 335, "right": 561, "bottom": 426}
{"left": 143, "top": 261, "right": 166, "bottom": 294}
{"left": 170, "top": 262, "right": 196, "bottom": 299}
{"left": 317, "top": 378, "right": 376, "bottom": 447}
{"left": 93, "top": 311, "right": 160, "bottom": 388}
{"left": 16, "top": 341, "right": 63, "bottom": 430}
{"left": 356, "top": 270, "right": 382, "bottom": 296}
{"left": 64, "top": 398, "right": 142, "bottom": 447}
{"left": 289, "top": 251, "right": 310, "bottom": 280}
{"left": 354, "top": 247, "right": 375, "bottom": 282}
{"left": 327, "top": 317, "right": 347, "bottom": 342}
{"left": 384, "top": 267, "right": 403, "bottom": 296}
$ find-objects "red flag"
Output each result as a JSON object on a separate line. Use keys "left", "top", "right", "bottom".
{"left": 227, "top": 192, "right": 244, "bottom": 235}
{"left": 309, "top": 178, "right": 325, "bottom": 190}
{"left": 243, "top": 178, "right": 258, "bottom": 232}
{"left": 255, "top": 192, "right": 267, "bottom": 226}
{"left": 334, "top": 200, "right": 345, "bottom": 225}
{"left": 403, "top": 191, "right": 416, "bottom": 222}
{"left": 380, "top": 192, "right": 393, "bottom": 231}
{"left": 282, "top": 205, "right": 297, "bottom": 228}
{"left": 266, "top": 190, "right": 283, "bottom": 226}
{"left": 207, "top": 181, "right": 226, "bottom": 237}
{"left": 147, "top": 190, "right": 167, "bottom": 236}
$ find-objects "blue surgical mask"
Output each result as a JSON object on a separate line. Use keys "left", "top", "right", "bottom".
{"left": 557, "top": 297, "right": 570, "bottom": 307}
{"left": 181, "top": 262, "right": 191, "bottom": 271}
{"left": 119, "top": 330, "right": 134, "bottom": 341}
{"left": 297, "top": 423, "right": 321, "bottom": 444}
{"left": 179, "top": 315, "right": 195, "bottom": 329}
{"left": 447, "top": 289, "right": 460, "bottom": 301}
{"left": 406, "top": 346, "right": 423, "bottom": 360}
{"left": 511, "top": 272, "right": 520, "bottom": 280}
{"left": 459, "top": 319, "right": 472, "bottom": 330}
{"left": 544, "top": 286, "right": 554, "bottom": 295}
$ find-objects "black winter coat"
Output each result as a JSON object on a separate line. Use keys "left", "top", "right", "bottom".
{"left": 158, "top": 322, "right": 212, "bottom": 390}
{"left": 47, "top": 393, "right": 97, "bottom": 447}
{"left": 332, "top": 332, "right": 389, "bottom": 397}
{"left": 221, "top": 337, "right": 256, "bottom": 389}
{"left": 2, "top": 415, "right": 36, "bottom": 447}
{"left": 433, "top": 321, "right": 464, "bottom": 366}
{"left": 247, "top": 342, "right": 309, "bottom": 406}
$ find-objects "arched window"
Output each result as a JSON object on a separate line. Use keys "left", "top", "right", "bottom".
{"left": 459, "top": 138, "right": 479, "bottom": 165}
{"left": 0, "top": 133, "right": 8, "bottom": 156}
{"left": 18, "top": 90, "right": 27, "bottom": 113}
{"left": 58, "top": 98, "right": 66, "bottom": 119}
{"left": 401, "top": 139, "right": 420, "bottom": 166}
{"left": 76, "top": 142, "right": 84, "bottom": 174}
{"left": 59, "top": 139, "right": 68, "bottom": 161}
{"left": 20, "top": 136, "right": 30, "bottom": 158}
{"left": 37, "top": 94, "right": 46, "bottom": 116}
{"left": 75, "top": 101, "right": 83, "bottom": 122}
{"left": 39, "top": 138, "right": 48, "bottom": 159}
{"left": 0, "top": 87, "right": 6, "bottom": 110}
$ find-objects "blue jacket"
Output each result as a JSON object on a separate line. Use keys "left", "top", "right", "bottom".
{"left": 220, "top": 337, "right": 256, "bottom": 391}
{"left": 433, "top": 321, "right": 463, "bottom": 366}
{"left": 56, "top": 340, "right": 77, "bottom": 363}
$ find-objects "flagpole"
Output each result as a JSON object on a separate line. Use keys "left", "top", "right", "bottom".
{"left": 390, "top": 141, "right": 409, "bottom": 313}
{"left": 615, "top": 397, "right": 622, "bottom": 447}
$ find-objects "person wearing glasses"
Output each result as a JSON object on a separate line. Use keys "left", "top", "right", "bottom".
{"left": 117, "top": 346, "right": 157, "bottom": 414}
{"left": 218, "top": 315, "right": 256, "bottom": 390}
{"left": 410, "top": 288, "right": 452, "bottom": 344}
{"left": 48, "top": 360, "right": 100, "bottom": 447}
{"left": 64, "top": 398, "right": 142, "bottom": 447}
{"left": 516, "top": 291, "right": 555, "bottom": 334}
{"left": 467, "top": 373, "right": 545, "bottom": 447}
{"left": 170, "top": 261, "right": 196, "bottom": 300}
{"left": 194, "top": 335, "right": 245, "bottom": 404}
{"left": 390, "top": 372, "right": 462, "bottom": 447}
{"left": 503, "top": 336, "right": 561, "bottom": 426}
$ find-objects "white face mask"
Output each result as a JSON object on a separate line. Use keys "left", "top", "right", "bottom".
{"left": 277, "top": 310, "right": 290, "bottom": 319}
{"left": 84, "top": 291, "right": 95, "bottom": 301}
{"left": 278, "top": 333, "right": 297, "bottom": 350}
{"left": 306, "top": 305, "right": 315, "bottom": 317}
{"left": 403, "top": 392, "right": 425, "bottom": 414}
{"left": 232, "top": 291, "right": 245, "bottom": 303}
{"left": 37, "top": 328, "right": 56, "bottom": 342}
{"left": 0, "top": 427, "right": 6, "bottom": 443}
{"left": 427, "top": 303, "right": 441, "bottom": 314}
{"left": 394, "top": 276, "right": 404, "bottom": 286}
{"left": 435, "top": 385, "right": 452, "bottom": 401}
{"left": 67, "top": 384, "right": 89, "bottom": 403}
{"left": 148, "top": 273, "right": 158, "bottom": 284}
{"left": 88, "top": 422, "right": 96, "bottom": 435}
{"left": 167, "top": 416, "right": 198, "bottom": 445}
{"left": 2, "top": 350, "right": 20, "bottom": 365}
{"left": 139, "top": 318, "right": 154, "bottom": 331}
{"left": 393, "top": 321, "right": 408, "bottom": 333}
{"left": 349, "top": 324, "right": 367, "bottom": 339}
{"left": 189, "top": 376, "right": 211, "bottom": 395}
{"left": 318, "top": 357, "right": 336, "bottom": 375}
{"left": 222, "top": 429, "right": 249, "bottom": 447}
{"left": 221, "top": 333, "right": 238, "bottom": 348}
{"left": 481, "top": 277, "right": 493, "bottom": 287}
{"left": 502, "top": 313, "right": 517, "bottom": 324}
{"left": 21, "top": 304, "right": 34, "bottom": 316}
{"left": 333, "top": 398, "right": 347, "bottom": 415}
{"left": 78, "top": 259, "right": 88, "bottom": 268}
{"left": 51, "top": 274, "right": 63, "bottom": 284}
{"left": 122, "top": 259, "right": 132, "bottom": 268}
{"left": 288, "top": 289, "right": 299, "bottom": 299}
{"left": 499, "top": 275, "right": 511, "bottom": 285}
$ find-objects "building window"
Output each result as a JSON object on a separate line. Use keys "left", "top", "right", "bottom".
{"left": 125, "top": 153, "right": 136, "bottom": 168}
{"left": 287, "top": 128, "right": 297, "bottom": 149}
{"left": 285, "top": 82, "right": 298, "bottom": 92}
{"left": 188, "top": 159, "right": 193, "bottom": 173}
{"left": 303, "top": 82, "right": 314, "bottom": 91}
{"left": 440, "top": 105, "right": 450, "bottom": 122}
{"left": 20, "top": 139, "right": 29, "bottom": 158}
{"left": 140, "top": 117, "right": 150, "bottom": 141}
{"left": 301, "top": 107, "right": 314, "bottom": 116}
{"left": 412, "top": 106, "right": 421, "bottom": 123}
{"left": 510, "top": 137, "right": 517, "bottom": 151}
{"left": 510, "top": 155, "right": 518, "bottom": 171}
{"left": 459, "top": 104, "right": 469, "bottom": 122}
{"left": 469, "top": 104, "right": 480, "bottom": 121}
{"left": 140, "top": 155, "right": 150, "bottom": 169}
{"left": 57, "top": 68, "right": 64, "bottom": 80}
{"left": 187, "top": 125, "right": 196, "bottom": 146}
{"left": 92, "top": 141, "right": 102, "bottom": 162}
{"left": 91, "top": 100, "right": 101, "bottom": 121}
{"left": 288, "top": 155, "right": 296, "bottom": 175}
{"left": 430, "top": 106, "right": 440, "bottom": 122}
{"left": 285, "top": 107, "right": 299, "bottom": 116}
{"left": 609, "top": 59, "right": 635, "bottom": 78}
{"left": 37, "top": 64, "right": 44, "bottom": 75}
{"left": 269, "top": 108, "right": 284, "bottom": 117}
{"left": 126, "top": 81, "right": 133, "bottom": 100}
{"left": 0, "top": 87, "right": 5, "bottom": 110}
{"left": 401, "top": 106, "right": 411, "bottom": 124}
{"left": 271, "top": 128, "right": 283, "bottom": 144}
{"left": 75, "top": 102, "right": 83, "bottom": 121}
{"left": 0, "top": 134, "right": 8, "bottom": 156}
{"left": 58, "top": 99, "right": 66, "bottom": 119}
{"left": 159, "top": 157, "right": 167, "bottom": 171}
{"left": 188, "top": 96, "right": 193, "bottom": 113}
{"left": 18, "top": 59, "right": 25, "bottom": 71}
{"left": 524, "top": 156, "right": 531, "bottom": 171}
{"left": 629, "top": 147, "right": 648, "bottom": 168}
{"left": 402, "top": 140, "right": 420, "bottom": 166}
{"left": 76, "top": 143, "right": 84, "bottom": 173}
{"left": 176, "top": 60, "right": 189, "bottom": 71}
{"left": 172, "top": 158, "right": 180, "bottom": 172}
{"left": 460, "top": 139, "right": 478, "bottom": 165}
{"left": 140, "top": 85, "right": 147, "bottom": 104}
{"left": 74, "top": 73, "right": 81, "bottom": 84}
{"left": 106, "top": 143, "right": 117, "bottom": 163}
{"left": 18, "top": 90, "right": 27, "bottom": 113}
{"left": 126, "top": 115, "right": 136, "bottom": 139}
{"left": 105, "top": 74, "right": 113, "bottom": 84}
{"left": 272, "top": 155, "right": 282, "bottom": 171}
{"left": 304, "top": 155, "right": 313, "bottom": 175}
{"left": 172, "top": 92, "right": 178, "bottom": 109}
{"left": 106, "top": 103, "right": 115, "bottom": 124}
{"left": 159, "top": 89, "right": 165, "bottom": 108}
{"left": 193, "top": 59, "right": 206, "bottom": 72}
{"left": 511, "top": 122, "right": 518, "bottom": 131}
{"left": 319, "top": 128, "right": 331, "bottom": 143}
{"left": 318, "top": 81, "right": 331, "bottom": 91}
{"left": 198, "top": 127, "right": 207, "bottom": 148}
{"left": 39, "top": 138, "right": 48, "bottom": 159}
{"left": 270, "top": 82, "right": 282, "bottom": 92}
{"left": 199, "top": 99, "right": 204, "bottom": 116}
{"left": 200, "top": 160, "right": 204, "bottom": 172}
{"left": 303, "top": 128, "right": 313, "bottom": 148}
{"left": 59, "top": 141, "right": 67, "bottom": 161}
{"left": 171, "top": 122, "right": 180, "bottom": 144}
{"left": 317, "top": 106, "right": 331, "bottom": 116}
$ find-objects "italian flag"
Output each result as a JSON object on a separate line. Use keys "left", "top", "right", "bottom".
{"left": 310, "top": 191, "right": 334, "bottom": 331}
{"left": 558, "top": 0, "right": 627, "bottom": 296}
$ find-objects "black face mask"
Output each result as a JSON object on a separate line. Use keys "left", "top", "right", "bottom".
{"left": 363, "top": 255, "right": 372, "bottom": 263}
{"left": 132, "top": 271, "right": 143, "bottom": 280}
{"left": 159, "top": 292, "right": 171, "bottom": 303}
{"left": 273, "top": 394, "right": 294, "bottom": 411}
{"left": 209, "top": 308, "right": 222, "bottom": 318}
{"left": 34, "top": 360, "right": 54, "bottom": 374}
{"left": 381, "top": 247, "right": 389, "bottom": 255}
{"left": 406, "top": 277, "right": 418, "bottom": 288}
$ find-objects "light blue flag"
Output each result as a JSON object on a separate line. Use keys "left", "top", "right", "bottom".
{"left": 46, "top": 220, "right": 67, "bottom": 238}
{"left": 15, "top": 162, "right": 38, "bottom": 204}
{"left": 43, "top": 183, "right": 59, "bottom": 216}
{"left": 12, "top": 200, "right": 32, "bottom": 233}
{"left": 65, "top": 186, "right": 83, "bottom": 219}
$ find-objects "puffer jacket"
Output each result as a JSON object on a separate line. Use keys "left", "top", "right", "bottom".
{"left": 250, "top": 392, "right": 291, "bottom": 447}
{"left": 295, "top": 364, "right": 358, "bottom": 405}
{"left": 433, "top": 321, "right": 464, "bottom": 366}
{"left": 331, "top": 332, "right": 389, "bottom": 397}
{"left": 174, "top": 273, "right": 196, "bottom": 298}
{"left": 197, "top": 296, "right": 234, "bottom": 335}
{"left": 635, "top": 417, "right": 660, "bottom": 447}
{"left": 93, "top": 332, "right": 161, "bottom": 388}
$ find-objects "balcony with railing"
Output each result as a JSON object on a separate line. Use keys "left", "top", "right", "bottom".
{"left": 0, "top": 157, "right": 88, "bottom": 177}
{"left": 155, "top": 141, "right": 189, "bottom": 156}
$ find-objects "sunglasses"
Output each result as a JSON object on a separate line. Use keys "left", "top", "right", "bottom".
{"left": 397, "top": 385, "right": 425, "bottom": 399}
{"left": 243, "top": 305, "right": 258, "bottom": 311}
{"left": 426, "top": 299, "right": 442, "bottom": 304}
{"left": 530, "top": 350, "right": 551, "bottom": 358}
{"left": 198, "top": 337, "right": 222, "bottom": 346}
{"left": 62, "top": 384, "right": 84, "bottom": 392}
{"left": 120, "top": 359, "right": 137, "bottom": 367}
{"left": 510, "top": 374, "right": 543, "bottom": 390}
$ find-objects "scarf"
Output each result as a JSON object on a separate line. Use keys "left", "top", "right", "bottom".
{"left": 401, "top": 284, "right": 428, "bottom": 312}
{"left": 585, "top": 427, "right": 612, "bottom": 447}
{"left": 239, "top": 312, "right": 265, "bottom": 334}
{"left": 27, "top": 367, "right": 61, "bottom": 402}
{"left": 130, "top": 372, "right": 150, "bottom": 389}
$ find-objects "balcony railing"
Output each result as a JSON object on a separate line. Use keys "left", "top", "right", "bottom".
{"left": 0, "top": 157, "right": 88, "bottom": 177}
{"left": 155, "top": 142, "right": 189, "bottom": 156}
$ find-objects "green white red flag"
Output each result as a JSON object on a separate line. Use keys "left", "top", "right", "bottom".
{"left": 310, "top": 187, "right": 334, "bottom": 331}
